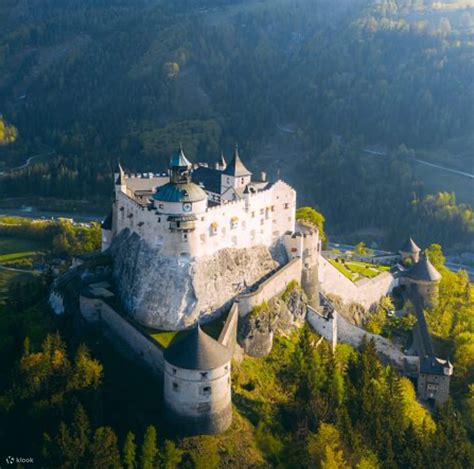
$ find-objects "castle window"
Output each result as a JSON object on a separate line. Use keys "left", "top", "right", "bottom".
{"left": 157, "top": 217, "right": 161, "bottom": 223}
{"left": 172, "top": 368, "right": 177, "bottom": 375}
{"left": 159, "top": 204, "right": 164, "bottom": 209}
{"left": 173, "top": 382, "right": 179, "bottom": 392}
{"left": 201, "top": 386, "right": 212, "bottom": 397}
{"left": 226, "top": 177, "right": 230, "bottom": 184}
{"left": 200, "top": 372, "right": 208, "bottom": 379}
{"left": 251, "top": 211, "right": 255, "bottom": 218}
{"left": 260, "top": 208, "right": 264, "bottom": 215}
{"left": 260, "top": 219, "right": 264, "bottom": 225}
{"left": 177, "top": 222, "right": 181, "bottom": 228}
{"left": 183, "top": 233, "right": 188, "bottom": 240}
{"left": 284, "top": 203, "right": 289, "bottom": 209}
{"left": 241, "top": 178, "right": 244, "bottom": 184}
{"left": 224, "top": 365, "right": 229, "bottom": 371}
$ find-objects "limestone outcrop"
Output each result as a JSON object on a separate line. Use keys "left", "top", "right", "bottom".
{"left": 110, "top": 229, "right": 279, "bottom": 330}
{"left": 238, "top": 286, "right": 307, "bottom": 357}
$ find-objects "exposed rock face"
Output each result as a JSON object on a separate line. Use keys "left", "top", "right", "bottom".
{"left": 110, "top": 229, "right": 279, "bottom": 330}
{"left": 327, "top": 294, "right": 369, "bottom": 326}
{"left": 238, "top": 287, "right": 307, "bottom": 357}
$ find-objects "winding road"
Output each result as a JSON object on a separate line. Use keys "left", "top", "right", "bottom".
{"left": 0, "top": 147, "right": 56, "bottom": 176}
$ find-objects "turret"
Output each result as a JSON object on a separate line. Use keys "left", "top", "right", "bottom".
{"left": 216, "top": 152, "right": 227, "bottom": 171}
{"left": 163, "top": 325, "right": 232, "bottom": 435}
{"left": 399, "top": 237, "right": 421, "bottom": 264}
{"left": 405, "top": 253, "right": 441, "bottom": 308}
{"left": 220, "top": 145, "right": 252, "bottom": 199}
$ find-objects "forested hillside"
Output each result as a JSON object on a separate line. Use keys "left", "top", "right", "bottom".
{"left": 0, "top": 0, "right": 473, "bottom": 247}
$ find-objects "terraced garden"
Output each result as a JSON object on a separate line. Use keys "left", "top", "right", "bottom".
{"left": 329, "top": 259, "right": 390, "bottom": 282}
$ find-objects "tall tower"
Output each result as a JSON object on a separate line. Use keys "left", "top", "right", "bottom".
{"left": 406, "top": 253, "right": 442, "bottom": 309}
{"left": 163, "top": 325, "right": 232, "bottom": 435}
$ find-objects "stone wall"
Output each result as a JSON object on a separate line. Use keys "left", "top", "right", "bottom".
{"left": 238, "top": 257, "right": 303, "bottom": 316}
{"left": 80, "top": 295, "right": 165, "bottom": 375}
{"left": 317, "top": 254, "right": 397, "bottom": 310}
{"left": 307, "top": 307, "right": 419, "bottom": 375}
{"left": 218, "top": 303, "right": 239, "bottom": 351}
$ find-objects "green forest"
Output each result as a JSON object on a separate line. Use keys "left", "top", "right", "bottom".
{"left": 0, "top": 0, "right": 473, "bottom": 248}
{"left": 0, "top": 262, "right": 473, "bottom": 467}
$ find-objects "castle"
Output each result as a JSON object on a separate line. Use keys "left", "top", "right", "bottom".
{"left": 102, "top": 146, "right": 298, "bottom": 259}
{"left": 59, "top": 147, "right": 452, "bottom": 436}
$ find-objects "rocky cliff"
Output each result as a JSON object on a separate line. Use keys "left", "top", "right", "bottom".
{"left": 238, "top": 286, "right": 307, "bottom": 357}
{"left": 110, "top": 229, "right": 281, "bottom": 330}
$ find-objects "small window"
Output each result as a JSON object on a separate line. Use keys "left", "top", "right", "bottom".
{"left": 173, "top": 382, "right": 179, "bottom": 392}
{"left": 183, "top": 233, "right": 188, "bottom": 240}
{"left": 200, "top": 372, "right": 208, "bottom": 379}
{"left": 177, "top": 221, "right": 181, "bottom": 228}
{"left": 159, "top": 204, "right": 164, "bottom": 209}
{"left": 172, "top": 368, "right": 177, "bottom": 375}
{"left": 260, "top": 208, "right": 264, "bottom": 215}
{"left": 202, "top": 386, "right": 211, "bottom": 396}
{"left": 284, "top": 203, "right": 289, "bottom": 209}
{"left": 226, "top": 177, "right": 230, "bottom": 184}
{"left": 157, "top": 217, "right": 161, "bottom": 223}
{"left": 241, "top": 178, "right": 244, "bottom": 184}
{"left": 251, "top": 211, "right": 255, "bottom": 218}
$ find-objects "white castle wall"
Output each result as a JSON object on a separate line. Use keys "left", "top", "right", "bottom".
{"left": 113, "top": 179, "right": 295, "bottom": 259}
{"left": 163, "top": 361, "right": 231, "bottom": 425}
{"left": 238, "top": 257, "right": 303, "bottom": 316}
{"left": 317, "top": 255, "right": 397, "bottom": 310}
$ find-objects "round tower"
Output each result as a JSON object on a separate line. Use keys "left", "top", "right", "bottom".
{"left": 399, "top": 237, "right": 421, "bottom": 264}
{"left": 153, "top": 149, "right": 208, "bottom": 257}
{"left": 163, "top": 325, "right": 232, "bottom": 435}
{"left": 405, "top": 253, "right": 441, "bottom": 309}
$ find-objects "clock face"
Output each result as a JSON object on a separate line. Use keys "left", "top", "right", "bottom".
{"left": 182, "top": 202, "right": 192, "bottom": 212}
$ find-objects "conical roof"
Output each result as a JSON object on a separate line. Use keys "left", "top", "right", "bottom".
{"left": 406, "top": 254, "right": 441, "bottom": 282}
{"left": 223, "top": 145, "right": 251, "bottom": 177}
{"left": 170, "top": 148, "right": 192, "bottom": 169}
{"left": 164, "top": 325, "right": 231, "bottom": 370}
{"left": 400, "top": 237, "right": 421, "bottom": 253}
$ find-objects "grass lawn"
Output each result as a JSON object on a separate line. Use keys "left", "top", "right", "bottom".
{"left": 0, "top": 236, "right": 47, "bottom": 264}
{"left": 0, "top": 269, "right": 33, "bottom": 305}
{"left": 329, "top": 259, "right": 390, "bottom": 282}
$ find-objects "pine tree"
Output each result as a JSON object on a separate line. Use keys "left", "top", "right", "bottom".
{"left": 162, "top": 440, "right": 183, "bottom": 469}
{"left": 123, "top": 431, "right": 137, "bottom": 469}
{"left": 140, "top": 425, "right": 158, "bottom": 469}
{"left": 88, "top": 426, "right": 121, "bottom": 469}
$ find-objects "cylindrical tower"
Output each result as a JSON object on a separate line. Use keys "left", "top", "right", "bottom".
{"left": 406, "top": 253, "right": 441, "bottom": 309}
{"left": 163, "top": 325, "right": 232, "bottom": 435}
{"left": 399, "top": 237, "right": 421, "bottom": 264}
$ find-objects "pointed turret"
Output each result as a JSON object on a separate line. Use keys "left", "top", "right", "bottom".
{"left": 407, "top": 253, "right": 441, "bottom": 282}
{"left": 399, "top": 236, "right": 421, "bottom": 263}
{"left": 169, "top": 146, "right": 192, "bottom": 184}
{"left": 164, "top": 324, "right": 231, "bottom": 370}
{"left": 223, "top": 144, "right": 251, "bottom": 177}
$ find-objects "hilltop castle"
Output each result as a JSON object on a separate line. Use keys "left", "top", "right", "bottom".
{"left": 102, "top": 146, "right": 298, "bottom": 259}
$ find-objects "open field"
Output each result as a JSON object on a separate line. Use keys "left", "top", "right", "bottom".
{"left": 0, "top": 236, "right": 47, "bottom": 264}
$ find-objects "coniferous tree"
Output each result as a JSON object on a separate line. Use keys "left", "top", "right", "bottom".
{"left": 123, "top": 431, "right": 137, "bottom": 469}
{"left": 88, "top": 427, "right": 121, "bottom": 469}
{"left": 140, "top": 425, "right": 158, "bottom": 469}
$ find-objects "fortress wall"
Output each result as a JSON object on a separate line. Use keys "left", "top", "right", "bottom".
{"left": 218, "top": 303, "right": 239, "bottom": 351}
{"left": 100, "top": 301, "right": 164, "bottom": 375}
{"left": 306, "top": 307, "right": 419, "bottom": 373}
{"left": 79, "top": 295, "right": 164, "bottom": 376}
{"left": 238, "top": 257, "right": 303, "bottom": 316}
{"left": 317, "top": 255, "right": 396, "bottom": 309}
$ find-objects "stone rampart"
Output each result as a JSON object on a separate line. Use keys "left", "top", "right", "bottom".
{"left": 307, "top": 307, "right": 419, "bottom": 375}
{"left": 317, "top": 254, "right": 397, "bottom": 310}
{"left": 238, "top": 257, "right": 302, "bottom": 316}
{"left": 80, "top": 295, "right": 165, "bottom": 376}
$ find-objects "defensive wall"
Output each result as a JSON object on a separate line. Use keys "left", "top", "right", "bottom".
{"left": 238, "top": 257, "right": 303, "bottom": 316}
{"left": 80, "top": 294, "right": 165, "bottom": 375}
{"left": 307, "top": 304, "right": 419, "bottom": 376}
{"left": 317, "top": 254, "right": 397, "bottom": 310}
